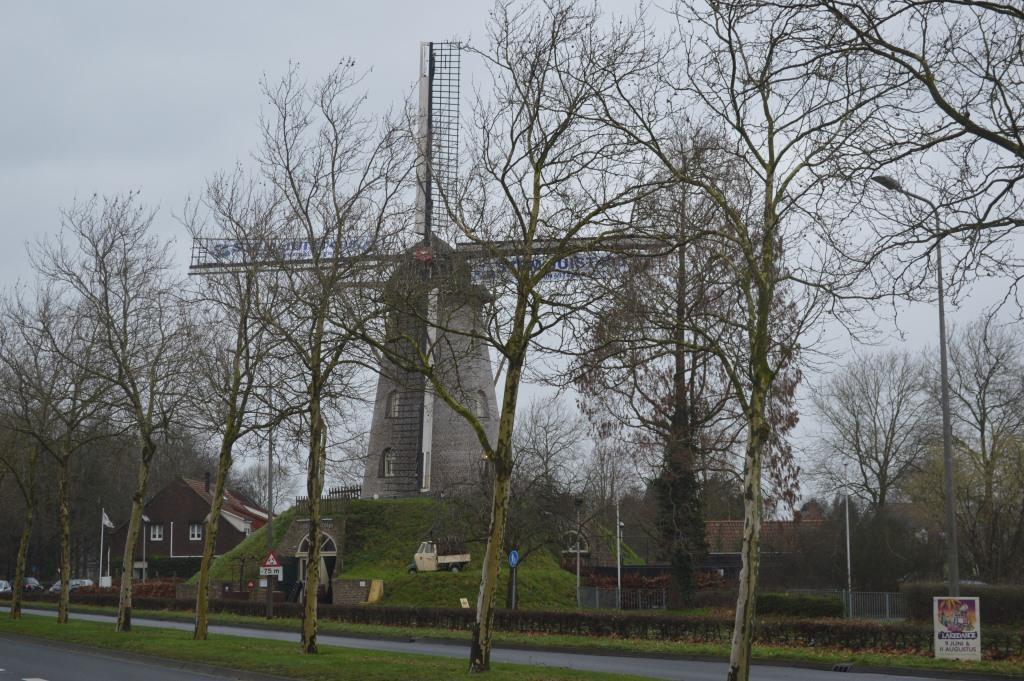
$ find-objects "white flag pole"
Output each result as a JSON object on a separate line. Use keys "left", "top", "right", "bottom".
{"left": 99, "top": 507, "right": 106, "bottom": 580}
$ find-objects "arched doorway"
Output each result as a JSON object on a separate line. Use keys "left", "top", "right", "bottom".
{"left": 296, "top": 532, "right": 338, "bottom": 604}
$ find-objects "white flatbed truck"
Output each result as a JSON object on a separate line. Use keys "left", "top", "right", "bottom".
{"left": 409, "top": 540, "right": 470, "bottom": 573}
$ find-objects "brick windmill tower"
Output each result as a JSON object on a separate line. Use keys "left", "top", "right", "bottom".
{"left": 360, "top": 43, "right": 498, "bottom": 498}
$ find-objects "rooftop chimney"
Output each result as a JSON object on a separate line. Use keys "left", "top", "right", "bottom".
{"left": 204, "top": 471, "right": 211, "bottom": 493}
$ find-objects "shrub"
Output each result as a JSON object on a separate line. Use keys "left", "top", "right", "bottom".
{"left": 693, "top": 590, "right": 843, "bottom": 618}
{"left": 6, "top": 593, "right": 1022, "bottom": 658}
{"left": 758, "top": 592, "right": 843, "bottom": 618}
{"left": 901, "top": 582, "right": 1024, "bottom": 627}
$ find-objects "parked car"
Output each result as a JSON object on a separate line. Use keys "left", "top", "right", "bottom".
{"left": 48, "top": 578, "right": 94, "bottom": 594}
{"left": 0, "top": 580, "right": 11, "bottom": 594}
{"left": 23, "top": 577, "right": 43, "bottom": 592}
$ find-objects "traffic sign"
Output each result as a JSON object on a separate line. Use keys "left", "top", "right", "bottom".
{"left": 508, "top": 549, "right": 519, "bottom": 568}
{"left": 262, "top": 551, "right": 281, "bottom": 568}
{"left": 260, "top": 550, "right": 284, "bottom": 579}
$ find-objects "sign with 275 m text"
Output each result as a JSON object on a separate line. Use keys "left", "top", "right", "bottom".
{"left": 933, "top": 597, "right": 981, "bottom": 661}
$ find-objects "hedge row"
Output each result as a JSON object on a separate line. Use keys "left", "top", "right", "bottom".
{"left": 901, "top": 582, "right": 1024, "bottom": 627}
{"left": 14, "top": 593, "right": 1024, "bottom": 658}
{"left": 693, "top": 590, "right": 843, "bottom": 618}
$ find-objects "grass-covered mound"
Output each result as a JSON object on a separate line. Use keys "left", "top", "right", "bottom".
{"left": 338, "top": 497, "right": 576, "bottom": 609}
{"left": 188, "top": 506, "right": 299, "bottom": 584}
{"left": 193, "top": 496, "right": 577, "bottom": 609}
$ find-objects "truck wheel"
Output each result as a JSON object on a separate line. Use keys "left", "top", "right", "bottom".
{"left": 450, "top": 565, "right": 461, "bottom": 573}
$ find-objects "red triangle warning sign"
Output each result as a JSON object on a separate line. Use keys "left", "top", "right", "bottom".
{"left": 262, "top": 551, "right": 280, "bottom": 568}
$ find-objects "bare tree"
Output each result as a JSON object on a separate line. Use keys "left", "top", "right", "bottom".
{"left": 812, "top": 351, "right": 933, "bottom": 509}
{"left": 0, "top": 286, "right": 109, "bottom": 623}
{"left": 0, "top": 422, "right": 40, "bottom": 620}
{"left": 182, "top": 171, "right": 284, "bottom": 640}
{"left": 252, "top": 61, "right": 410, "bottom": 653}
{"left": 365, "top": 2, "right": 657, "bottom": 670}
{"left": 819, "top": 1, "right": 1024, "bottom": 298}
{"left": 591, "top": 1, "right": 909, "bottom": 677}
{"left": 939, "top": 315, "right": 1024, "bottom": 581}
{"left": 33, "top": 194, "right": 193, "bottom": 632}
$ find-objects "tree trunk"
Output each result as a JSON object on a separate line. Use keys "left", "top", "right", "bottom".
{"left": 300, "top": 397, "right": 327, "bottom": 654}
{"left": 468, "top": 469, "right": 512, "bottom": 672}
{"left": 468, "top": 356, "right": 522, "bottom": 673}
{"left": 9, "top": 446, "right": 39, "bottom": 621}
{"left": 726, "top": 379, "right": 770, "bottom": 681}
{"left": 116, "top": 440, "right": 155, "bottom": 632}
{"left": 194, "top": 435, "right": 235, "bottom": 640}
{"left": 57, "top": 454, "right": 72, "bottom": 624}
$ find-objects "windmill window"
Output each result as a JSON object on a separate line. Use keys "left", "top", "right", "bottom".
{"left": 386, "top": 391, "right": 400, "bottom": 418}
{"left": 471, "top": 391, "right": 487, "bottom": 417}
{"left": 379, "top": 447, "right": 398, "bottom": 478}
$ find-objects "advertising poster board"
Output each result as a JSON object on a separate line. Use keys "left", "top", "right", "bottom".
{"left": 934, "top": 597, "right": 981, "bottom": 661}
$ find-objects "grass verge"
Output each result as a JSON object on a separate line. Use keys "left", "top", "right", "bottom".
{"left": 8, "top": 600, "right": 1023, "bottom": 678}
{"left": 0, "top": 613, "right": 649, "bottom": 681}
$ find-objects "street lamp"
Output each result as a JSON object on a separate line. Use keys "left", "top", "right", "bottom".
{"left": 870, "top": 175, "right": 960, "bottom": 597}
{"left": 573, "top": 496, "right": 583, "bottom": 607}
{"left": 615, "top": 499, "right": 623, "bottom": 610}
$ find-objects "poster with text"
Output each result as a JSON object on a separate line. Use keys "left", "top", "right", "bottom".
{"left": 933, "top": 597, "right": 981, "bottom": 660}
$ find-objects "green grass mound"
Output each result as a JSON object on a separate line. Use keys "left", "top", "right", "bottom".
{"left": 379, "top": 549, "right": 577, "bottom": 610}
{"left": 338, "top": 497, "right": 576, "bottom": 609}
{"left": 189, "top": 506, "right": 299, "bottom": 584}
{"left": 193, "top": 497, "right": 578, "bottom": 610}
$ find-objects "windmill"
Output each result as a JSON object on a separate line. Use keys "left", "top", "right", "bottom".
{"left": 360, "top": 42, "right": 500, "bottom": 498}
{"left": 188, "top": 41, "right": 664, "bottom": 500}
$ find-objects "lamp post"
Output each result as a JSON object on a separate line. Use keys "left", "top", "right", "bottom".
{"left": 615, "top": 498, "right": 623, "bottom": 610}
{"left": 574, "top": 496, "right": 583, "bottom": 607}
{"left": 870, "top": 175, "right": 960, "bottom": 597}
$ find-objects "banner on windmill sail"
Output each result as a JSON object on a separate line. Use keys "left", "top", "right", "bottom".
{"left": 470, "top": 251, "right": 629, "bottom": 284}
{"left": 199, "top": 237, "right": 376, "bottom": 267}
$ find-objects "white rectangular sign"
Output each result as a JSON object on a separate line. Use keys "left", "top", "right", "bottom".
{"left": 259, "top": 566, "right": 283, "bottom": 578}
{"left": 934, "top": 597, "right": 981, "bottom": 661}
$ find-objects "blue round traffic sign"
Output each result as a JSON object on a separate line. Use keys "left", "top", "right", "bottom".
{"left": 508, "top": 549, "right": 519, "bottom": 568}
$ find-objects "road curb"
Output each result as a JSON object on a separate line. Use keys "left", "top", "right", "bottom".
{"left": 0, "top": 631, "right": 297, "bottom": 681}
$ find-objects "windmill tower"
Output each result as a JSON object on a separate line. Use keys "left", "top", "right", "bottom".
{"left": 360, "top": 43, "right": 498, "bottom": 498}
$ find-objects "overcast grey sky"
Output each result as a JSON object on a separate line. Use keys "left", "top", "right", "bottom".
{"left": 0, "top": 0, "right": 514, "bottom": 282}
{"left": 0, "top": 1, "right": 1007, "bottom": 503}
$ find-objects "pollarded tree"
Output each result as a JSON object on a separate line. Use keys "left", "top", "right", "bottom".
{"left": 593, "top": 2, "right": 910, "bottom": 677}
{"left": 34, "top": 194, "right": 194, "bottom": 632}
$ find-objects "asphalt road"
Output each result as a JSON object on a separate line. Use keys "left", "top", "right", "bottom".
{"left": 4, "top": 607, "right": 954, "bottom": 681}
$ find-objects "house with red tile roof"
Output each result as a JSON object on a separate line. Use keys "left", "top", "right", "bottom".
{"left": 108, "top": 474, "right": 267, "bottom": 580}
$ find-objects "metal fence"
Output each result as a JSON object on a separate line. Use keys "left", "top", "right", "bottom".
{"left": 789, "top": 589, "right": 906, "bottom": 620}
{"left": 577, "top": 587, "right": 667, "bottom": 610}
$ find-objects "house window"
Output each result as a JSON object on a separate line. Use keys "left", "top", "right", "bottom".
{"left": 189, "top": 523, "right": 203, "bottom": 541}
{"left": 244, "top": 521, "right": 252, "bottom": 537}
{"left": 379, "top": 448, "right": 398, "bottom": 478}
{"left": 149, "top": 524, "right": 164, "bottom": 541}
{"left": 386, "top": 391, "right": 400, "bottom": 418}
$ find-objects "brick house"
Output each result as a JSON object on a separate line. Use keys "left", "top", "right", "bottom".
{"left": 108, "top": 474, "right": 267, "bottom": 579}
